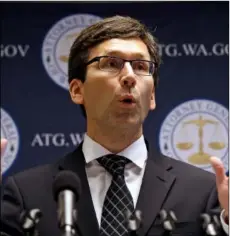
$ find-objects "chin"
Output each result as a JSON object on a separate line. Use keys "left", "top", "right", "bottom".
{"left": 104, "top": 110, "right": 143, "bottom": 126}
{"left": 114, "top": 115, "right": 142, "bottom": 126}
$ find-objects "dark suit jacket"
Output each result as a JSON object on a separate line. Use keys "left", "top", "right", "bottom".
{"left": 1, "top": 142, "right": 226, "bottom": 236}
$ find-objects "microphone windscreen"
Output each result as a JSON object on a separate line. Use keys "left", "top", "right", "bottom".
{"left": 52, "top": 170, "right": 81, "bottom": 202}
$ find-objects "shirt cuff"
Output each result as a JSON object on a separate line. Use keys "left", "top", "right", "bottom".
{"left": 220, "top": 209, "right": 229, "bottom": 235}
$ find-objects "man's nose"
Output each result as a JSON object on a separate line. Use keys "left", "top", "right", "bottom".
{"left": 120, "top": 62, "right": 137, "bottom": 88}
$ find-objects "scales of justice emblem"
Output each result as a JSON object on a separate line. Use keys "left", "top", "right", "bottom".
{"left": 176, "top": 115, "right": 226, "bottom": 165}
{"left": 159, "top": 100, "right": 228, "bottom": 172}
{"left": 58, "top": 32, "right": 80, "bottom": 63}
{"left": 42, "top": 14, "right": 102, "bottom": 90}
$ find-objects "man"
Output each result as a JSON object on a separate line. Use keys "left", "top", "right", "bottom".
{"left": 1, "top": 16, "right": 229, "bottom": 236}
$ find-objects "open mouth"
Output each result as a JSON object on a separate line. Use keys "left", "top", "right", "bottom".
{"left": 121, "top": 98, "right": 135, "bottom": 104}
{"left": 119, "top": 96, "right": 136, "bottom": 107}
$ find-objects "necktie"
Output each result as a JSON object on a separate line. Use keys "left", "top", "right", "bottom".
{"left": 97, "top": 154, "right": 135, "bottom": 236}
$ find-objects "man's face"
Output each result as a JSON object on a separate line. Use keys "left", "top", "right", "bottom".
{"left": 70, "top": 38, "right": 156, "bottom": 128}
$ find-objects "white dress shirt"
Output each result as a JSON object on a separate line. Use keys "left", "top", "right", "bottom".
{"left": 82, "top": 133, "right": 229, "bottom": 234}
{"left": 82, "top": 133, "right": 147, "bottom": 226}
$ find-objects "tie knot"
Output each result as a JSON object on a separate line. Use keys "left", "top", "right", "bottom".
{"left": 97, "top": 154, "right": 131, "bottom": 176}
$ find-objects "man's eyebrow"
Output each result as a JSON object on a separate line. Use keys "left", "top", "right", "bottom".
{"left": 104, "top": 50, "right": 148, "bottom": 59}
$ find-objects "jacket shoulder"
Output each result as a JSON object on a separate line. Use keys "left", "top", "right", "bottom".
{"left": 159, "top": 153, "right": 216, "bottom": 183}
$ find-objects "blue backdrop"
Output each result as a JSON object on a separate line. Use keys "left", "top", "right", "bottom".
{"left": 1, "top": 1, "right": 229, "bottom": 182}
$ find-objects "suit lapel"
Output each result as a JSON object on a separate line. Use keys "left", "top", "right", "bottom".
{"left": 56, "top": 143, "right": 99, "bottom": 236}
{"left": 136, "top": 144, "right": 176, "bottom": 236}
{"left": 54, "top": 140, "right": 177, "bottom": 236}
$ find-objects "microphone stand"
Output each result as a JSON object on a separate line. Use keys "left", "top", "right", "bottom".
{"left": 60, "top": 208, "right": 82, "bottom": 236}
{"left": 61, "top": 226, "right": 76, "bottom": 236}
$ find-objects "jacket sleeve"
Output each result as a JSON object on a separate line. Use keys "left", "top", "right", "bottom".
{"left": 1, "top": 176, "right": 25, "bottom": 236}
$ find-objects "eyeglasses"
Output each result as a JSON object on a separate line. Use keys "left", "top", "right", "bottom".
{"left": 85, "top": 56, "right": 157, "bottom": 76}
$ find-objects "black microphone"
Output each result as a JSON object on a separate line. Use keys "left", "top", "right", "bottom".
{"left": 53, "top": 170, "right": 82, "bottom": 236}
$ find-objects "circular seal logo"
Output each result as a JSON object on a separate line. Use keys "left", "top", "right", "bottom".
{"left": 42, "top": 14, "right": 103, "bottom": 90}
{"left": 159, "top": 99, "right": 229, "bottom": 172}
{"left": 1, "top": 108, "right": 20, "bottom": 175}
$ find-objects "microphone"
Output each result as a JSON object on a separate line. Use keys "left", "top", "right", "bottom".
{"left": 159, "top": 209, "right": 177, "bottom": 235}
{"left": 126, "top": 209, "right": 142, "bottom": 236}
{"left": 19, "top": 208, "right": 42, "bottom": 236}
{"left": 0, "top": 209, "right": 42, "bottom": 236}
{"left": 201, "top": 213, "right": 221, "bottom": 236}
{"left": 52, "top": 170, "right": 82, "bottom": 236}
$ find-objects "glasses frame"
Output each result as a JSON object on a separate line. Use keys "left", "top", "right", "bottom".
{"left": 85, "top": 56, "right": 157, "bottom": 76}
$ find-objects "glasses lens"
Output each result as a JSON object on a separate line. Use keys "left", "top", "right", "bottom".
{"left": 132, "top": 60, "right": 153, "bottom": 76}
{"left": 99, "top": 57, "right": 123, "bottom": 72}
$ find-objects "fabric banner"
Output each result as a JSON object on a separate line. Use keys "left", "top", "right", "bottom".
{"left": 1, "top": 2, "right": 229, "bottom": 181}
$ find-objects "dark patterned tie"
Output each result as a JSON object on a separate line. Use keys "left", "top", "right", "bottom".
{"left": 97, "top": 154, "right": 135, "bottom": 236}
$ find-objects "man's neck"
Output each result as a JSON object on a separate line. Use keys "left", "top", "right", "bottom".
{"left": 86, "top": 125, "right": 143, "bottom": 153}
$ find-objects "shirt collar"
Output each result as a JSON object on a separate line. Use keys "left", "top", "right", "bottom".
{"left": 82, "top": 133, "right": 147, "bottom": 169}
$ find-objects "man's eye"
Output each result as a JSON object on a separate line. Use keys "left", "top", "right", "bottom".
{"left": 137, "top": 64, "right": 144, "bottom": 70}
{"left": 107, "top": 59, "right": 119, "bottom": 68}
{"left": 134, "top": 62, "right": 148, "bottom": 71}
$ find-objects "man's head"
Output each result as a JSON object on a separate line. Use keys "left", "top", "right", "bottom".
{"left": 68, "top": 15, "right": 161, "bottom": 132}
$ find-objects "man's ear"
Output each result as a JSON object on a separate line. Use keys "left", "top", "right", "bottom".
{"left": 69, "top": 79, "right": 84, "bottom": 105}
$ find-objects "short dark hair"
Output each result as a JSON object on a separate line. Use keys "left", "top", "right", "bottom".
{"left": 68, "top": 15, "right": 161, "bottom": 117}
